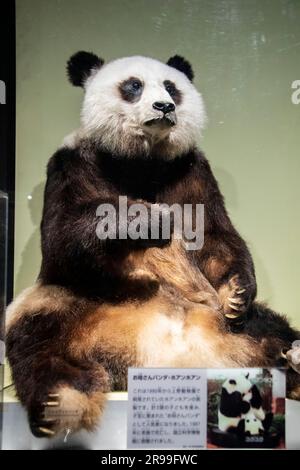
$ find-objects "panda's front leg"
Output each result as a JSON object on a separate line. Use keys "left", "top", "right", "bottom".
{"left": 194, "top": 226, "right": 256, "bottom": 322}
{"left": 198, "top": 248, "right": 257, "bottom": 322}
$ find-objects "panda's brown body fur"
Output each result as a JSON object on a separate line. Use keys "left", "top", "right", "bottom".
{"left": 6, "top": 139, "right": 300, "bottom": 436}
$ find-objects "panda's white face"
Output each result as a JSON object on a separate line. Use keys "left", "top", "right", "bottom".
{"left": 80, "top": 56, "right": 206, "bottom": 158}
{"left": 223, "top": 374, "right": 253, "bottom": 398}
{"left": 244, "top": 411, "right": 264, "bottom": 435}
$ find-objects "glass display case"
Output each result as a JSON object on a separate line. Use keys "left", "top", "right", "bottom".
{"left": 1, "top": 0, "right": 300, "bottom": 452}
{"left": 0, "top": 191, "right": 7, "bottom": 363}
{"left": 0, "top": 191, "right": 8, "bottom": 449}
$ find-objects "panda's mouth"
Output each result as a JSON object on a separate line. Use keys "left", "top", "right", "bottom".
{"left": 144, "top": 113, "right": 177, "bottom": 128}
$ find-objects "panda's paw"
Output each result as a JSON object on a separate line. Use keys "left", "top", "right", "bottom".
{"left": 220, "top": 274, "right": 247, "bottom": 321}
{"left": 283, "top": 343, "right": 300, "bottom": 374}
{"left": 29, "top": 391, "right": 60, "bottom": 438}
{"left": 29, "top": 386, "right": 105, "bottom": 438}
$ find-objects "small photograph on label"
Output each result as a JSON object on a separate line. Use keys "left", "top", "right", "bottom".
{"left": 207, "top": 368, "right": 286, "bottom": 449}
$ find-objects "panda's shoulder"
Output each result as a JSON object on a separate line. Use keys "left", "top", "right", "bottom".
{"left": 46, "top": 145, "right": 84, "bottom": 178}
{"left": 193, "top": 149, "right": 213, "bottom": 172}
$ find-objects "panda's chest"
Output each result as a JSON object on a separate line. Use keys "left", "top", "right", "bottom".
{"left": 99, "top": 153, "right": 197, "bottom": 203}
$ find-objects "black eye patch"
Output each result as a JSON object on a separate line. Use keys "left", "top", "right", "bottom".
{"left": 164, "top": 80, "right": 182, "bottom": 105}
{"left": 119, "top": 77, "right": 143, "bottom": 103}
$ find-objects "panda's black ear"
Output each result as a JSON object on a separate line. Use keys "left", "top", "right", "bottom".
{"left": 166, "top": 55, "right": 194, "bottom": 82}
{"left": 67, "top": 51, "right": 104, "bottom": 87}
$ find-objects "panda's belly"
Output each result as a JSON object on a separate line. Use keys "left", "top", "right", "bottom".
{"left": 135, "top": 308, "right": 243, "bottom": 368}
{"left": 69, "top": 290, "right": 262, "bottom": 371}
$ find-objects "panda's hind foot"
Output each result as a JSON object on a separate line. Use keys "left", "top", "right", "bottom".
{"left": 29, "top": 386, "right": 106, "bottom": 438}
{"left": 284, "top": 343, "right": 300, "bottom": 375}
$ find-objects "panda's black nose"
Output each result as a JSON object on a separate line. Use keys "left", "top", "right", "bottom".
{"left": 152, "top": 101, "right": 175, "bottom": 114}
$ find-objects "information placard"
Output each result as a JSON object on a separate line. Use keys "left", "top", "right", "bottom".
{"left": 127, "top": 368, "right": 286, "bottom": 449}
{"left": 127, "top": 368, "right": 207, "bottom": 449}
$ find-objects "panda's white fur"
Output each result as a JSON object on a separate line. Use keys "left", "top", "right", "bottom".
{"left": 76, "top": 56, "right": 206, "bottom": 158}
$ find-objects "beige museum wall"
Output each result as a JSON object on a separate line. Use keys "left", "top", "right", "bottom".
{"left": 15, "top": 0, "right": 300, "bottom": 327}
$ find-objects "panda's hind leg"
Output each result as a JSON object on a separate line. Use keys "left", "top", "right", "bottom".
{"left": 5, "top": 284, "right": 111, "bottom": 437}
{"left": 26, "top": 359, "right": 110, "bottom": 437}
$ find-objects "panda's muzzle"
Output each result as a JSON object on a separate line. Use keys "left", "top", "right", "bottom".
{"left": 144, "top": 101, "right": 177, "bottom": 128}
{"left": 144, "top": 114, "right": 177, "bottom": 128}
{"left": 144, "top": 102, "right": 177, "bottom": 128}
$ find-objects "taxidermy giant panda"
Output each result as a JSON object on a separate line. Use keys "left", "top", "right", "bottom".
{"left": 6, "top": 52, "right": 300, "bottom": 437}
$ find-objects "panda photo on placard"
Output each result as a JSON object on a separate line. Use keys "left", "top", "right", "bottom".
{"left": 207, "top": 368, "right": 286, "bottom": 448}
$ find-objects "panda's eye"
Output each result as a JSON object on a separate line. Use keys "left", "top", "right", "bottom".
{"left": 119, "top": 77, "right": 143, "bottom": 102}
{"left": 164, "top": 81, "right": 176, "bottom": 96}
{"left": 254, "top": 419, "right": 257, "bottom": 421}
{"left": 131, "top": 80, "right": 142, "bottom": 91}
{"left": 163, "top": 80, "right": 182, "bottom": 105}
{"left": 246, "top": 419, "right": 250, "bottom": 423}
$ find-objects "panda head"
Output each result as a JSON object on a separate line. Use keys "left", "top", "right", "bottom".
{"left": 243, "top": 411, "right": 264, "bottom": 436}
{"left": 223, "top": 373, "right": 253, "bottom": 399}
{"left": 67, "top": 51, "right": 206, "bottom": 158}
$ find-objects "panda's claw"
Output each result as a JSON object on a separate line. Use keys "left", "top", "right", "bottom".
{"left": 228, "top": 297, "right": 245, "bottom": 305}
{"left": 38, "top": 426, "right": 55, "bottom": 436}
{"left": 281, "top": 349, "right": 287, "bottom": 360}
{"left": 225, "top": 312, "right": 240, "bottom": 319}
{"left": 228, "top": 302, "right": 242, "bottom": 312}
{"left": 236, "top": 288, "right": 246, "bottom": 295}
{"left": 219, "top": 274, "right": 248, "bottom": 321}
{"left": 43, "top": 417, "right": 57, "bottom": 423}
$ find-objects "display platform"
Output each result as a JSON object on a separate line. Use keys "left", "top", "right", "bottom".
{"left": 1, "top": 365, "right": 300, "bottom": 450}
